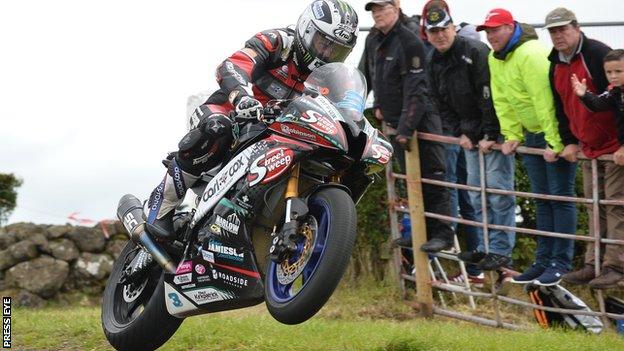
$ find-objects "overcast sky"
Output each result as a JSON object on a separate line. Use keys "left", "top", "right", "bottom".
{"left": 2, "top": 0, "right": 623, "bottom": 225}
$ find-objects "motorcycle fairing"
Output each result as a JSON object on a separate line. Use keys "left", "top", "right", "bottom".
{"left": 164, "top": 201, "right": 264, "bottom": 317}
{"left": 360, "top": 127, "right": 393, "bottom": 174}
{"left": 165, "top": 134, "right": 319, "bottom": 317}
{"left": 268, "top": 95, "right": 348, "bottom": 151}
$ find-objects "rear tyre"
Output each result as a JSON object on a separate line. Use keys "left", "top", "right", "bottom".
{"left": 102, "top": 241, "right": 183, "bottom": 351}
{"left": 265, "top": 187, "right": 357, "bottom": 324}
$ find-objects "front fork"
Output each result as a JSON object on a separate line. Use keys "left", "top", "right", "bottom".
{"left": 269, "top": 165, "right": 309, "bottom": 262}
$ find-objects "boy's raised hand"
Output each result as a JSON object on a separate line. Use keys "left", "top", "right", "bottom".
{"left": 571, "top": 74, "right": 588, "bottom": 97}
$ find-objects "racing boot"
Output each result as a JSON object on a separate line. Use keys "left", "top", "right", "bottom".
{"left": 144, "top": 158, "right": 200, "bottom": 242}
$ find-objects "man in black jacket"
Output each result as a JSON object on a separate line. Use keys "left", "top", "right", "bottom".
{"left": 425, "top": 8, "right": 516, "bottom": 269}
{"left": 360, "top": 0, "right": 454, "bottom": 252}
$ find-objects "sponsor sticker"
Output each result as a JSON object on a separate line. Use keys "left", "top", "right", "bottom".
{"left": 198, "top": 275, "right": 211, "bottom": 283}
{"left": 312, "top": 1, "right": 325, "bottom": 19}
{"left": 175, "top": 261, "right": 193, "bottom": 274}
{"left": 181, "top": 283, "right": 196, "bottom": 290}
{"left": 302, "top": 110, "right": 337, "bottom": 135}
{"left": 237, "top": 195, "right": 253, "bottom": 211}
{"left": 183, "top": 287, "right": 235, "bottom": 305}
{"left": 192, "top": 149, "right": 252, "bottom": 228}
{"left": 215, "top": 213, "right": 241, "bottom": 234}
{"left": 195, "top": 264, "right": 206, "bottom": 275}
{"left": 210, "top": 224, "right": 221, "bottom": 234}
{"left": 173, "top": 273, "right": 192, "bottom": 285}
{"left": 371, "top": 144, "right": 391, "bottom": 164}
{"left": 247, "top": 147, "right": 294, "bottom": 187}
{"left": 201, "top": 250, "right": 215, "bottom": 263}
{"left": 333, "top": 28, "right": 352, "bottom": 42}
{"left": 216, "top": 271, "right": 249, "bottom": 288}
{"left": 279, "top": 123, "right": 317, "bottom": 141}
{"left": 207, "top": 239, "right": 244, "bottom": 262}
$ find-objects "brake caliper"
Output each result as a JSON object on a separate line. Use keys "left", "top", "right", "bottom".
{"left": 269, "top": 197, "right": 309, "bottom": 263}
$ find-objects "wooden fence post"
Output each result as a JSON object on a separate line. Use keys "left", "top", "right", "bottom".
{"left": 405, "top": 134, "right": 434, "bottom": 317}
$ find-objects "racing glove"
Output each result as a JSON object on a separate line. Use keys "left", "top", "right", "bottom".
{"left": 234, "top": 96, "right": 263, "bottom": 121}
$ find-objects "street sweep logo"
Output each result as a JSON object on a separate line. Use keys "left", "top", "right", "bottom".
{"left": 2, "top": 297, "right": 10, "bottom": 349}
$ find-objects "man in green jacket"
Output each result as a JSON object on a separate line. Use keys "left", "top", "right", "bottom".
{"left": 477, "top": 8, "right": 577, "bottom": 286}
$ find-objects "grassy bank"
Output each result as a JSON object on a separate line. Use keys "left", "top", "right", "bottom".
{"left": 10, "top": 283, "right": 624, "bottom": 350}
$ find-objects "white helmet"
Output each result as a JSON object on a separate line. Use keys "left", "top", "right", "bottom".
{"left": 294, "top": 0, "right": 359, "bottom": 72}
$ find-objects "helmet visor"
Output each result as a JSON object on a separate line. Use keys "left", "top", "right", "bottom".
{"left": 303, "top": 23, "right": 353, "bottom": 64}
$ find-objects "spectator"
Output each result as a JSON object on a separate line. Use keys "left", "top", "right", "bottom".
{"left": 360, "top": 0, "right": 455, "bottom": 253}
{"left": 395, "top": 0, "right": 421, "bottom": 34}
{"left": 476, "top": 8, "right": 577, "bottom": 286}
{"left": 543, "top": 8, "right": 623, "bottom": 290}
{"left": 424, "top": 9, "right": 516, "bottom": 278}
{"left": 455, "top": 22, "right": 480, "bottom": 42}
{"left": 420, "top": 2, "right": 485, "bottom": 284}
{"left": 569, "top": 48, "right": 624, "bottom": 288}
{"left": 419, "top": 0, "right": 451, "bottom": 53}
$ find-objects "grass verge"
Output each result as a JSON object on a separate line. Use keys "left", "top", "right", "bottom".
{"left": 10, "top": 281, "right": 624, "bottom": 351}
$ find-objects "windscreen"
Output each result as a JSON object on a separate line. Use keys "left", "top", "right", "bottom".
{"left": 303, "top": 63, "right": 368, "bottom": 133}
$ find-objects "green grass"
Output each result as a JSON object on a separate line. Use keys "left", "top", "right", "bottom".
{"left": 10, "top": 283, "right": 624, "bottom": 351}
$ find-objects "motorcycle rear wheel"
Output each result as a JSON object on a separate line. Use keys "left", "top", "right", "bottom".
{"left": 265, "top": 187, "right": 357, "bottom": 324}
{"left": 101, "top": 241, "right": 183, "bottom": 351}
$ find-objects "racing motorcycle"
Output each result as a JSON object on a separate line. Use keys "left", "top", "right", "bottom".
{"left": 101, "top": 63, "right": 393, "bottom": 351}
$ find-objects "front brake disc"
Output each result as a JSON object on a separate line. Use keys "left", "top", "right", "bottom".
{"left": 276, "top": 216, "right": 318, "bottom": 285}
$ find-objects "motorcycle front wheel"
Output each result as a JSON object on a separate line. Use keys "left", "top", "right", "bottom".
{"left": 101, "top": 241, "right": 183, "bottom": 351}
{"left": 265, "top": 187, "right": 357, "bottom": 324}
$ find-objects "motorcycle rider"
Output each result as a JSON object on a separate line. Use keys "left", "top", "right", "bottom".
{"left": 144, "top": 0, "right": 360, "bottom": 241}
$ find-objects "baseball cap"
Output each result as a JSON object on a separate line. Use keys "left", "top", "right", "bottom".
{"left": 365, "top": 0, "right": 395, "bottom": 11}
{"left": 424, "top": 8, "right": 453, "bottom": 30}
{"left": 476, "top": 8, "right": 514, "bottom": 32}
{"left": 544, "top": 7, "right": 577, "bottom": 29}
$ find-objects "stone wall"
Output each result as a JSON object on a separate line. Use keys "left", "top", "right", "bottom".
{"left": 0, "top": 221, "right": 128, "bottom": 307}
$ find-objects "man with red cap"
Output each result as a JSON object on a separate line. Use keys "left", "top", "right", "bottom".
{"left": 477, "top": 9, "right": 577, "bottom": 286}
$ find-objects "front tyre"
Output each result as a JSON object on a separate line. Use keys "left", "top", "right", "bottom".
{"left": 102, "top": 241, "right": 183, "bottom": 351}
{"left": 265, "top": 187, "right": 357, "bottom": 324}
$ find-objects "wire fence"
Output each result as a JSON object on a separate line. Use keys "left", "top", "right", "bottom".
{"left": 387, "top": 132, "right": 624, "bottom": 331}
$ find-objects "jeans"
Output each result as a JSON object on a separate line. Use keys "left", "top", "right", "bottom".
{"left": 465, "top": 148, "right": 516, "bottom": 259}
{"left": 445, "top": 144, "right": 480, "bottom": 275}
{"left": 522, "top": 132, "right": 577, "bottom": 271}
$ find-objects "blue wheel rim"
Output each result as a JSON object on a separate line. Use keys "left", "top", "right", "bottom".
{"left": 266, "top": 197, "right": 330, "bottom": 303}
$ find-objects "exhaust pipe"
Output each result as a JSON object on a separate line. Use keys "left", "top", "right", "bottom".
{"left": 117, "top": 194, "right": 177, "bottom": 273}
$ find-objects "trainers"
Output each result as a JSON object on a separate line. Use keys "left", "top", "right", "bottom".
{"left": 495, "top": 269, "right": 515, "bottom": 295}
{"left": 588, "top": 267, "right": 624, "bottom": 289}
{"left": 534, "top": 266, "right": 566, "bottom": 286}
{"left": 448, "top": 272, "right": 485, "bottom": 289}
{"left": 511, "top": 263, "right": 545, "bottom": 284}
{"left": 476, "top": 253, "right": 511, "bottom": 271}
{"left": 393, "top": 237, "right": 412, "bottom": 248}
{"left": 420, "top": 238, "right": 453, "bottom": 253}
{"left": 562, "top": 264, "right": 596, "bottom": 285}
{"left": 457, "top": 250, "right": 486, "bottom": 264}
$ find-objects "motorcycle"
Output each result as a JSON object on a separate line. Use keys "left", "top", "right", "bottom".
{"left": 101, "top": 62, "right": 393, "bottom": 351}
